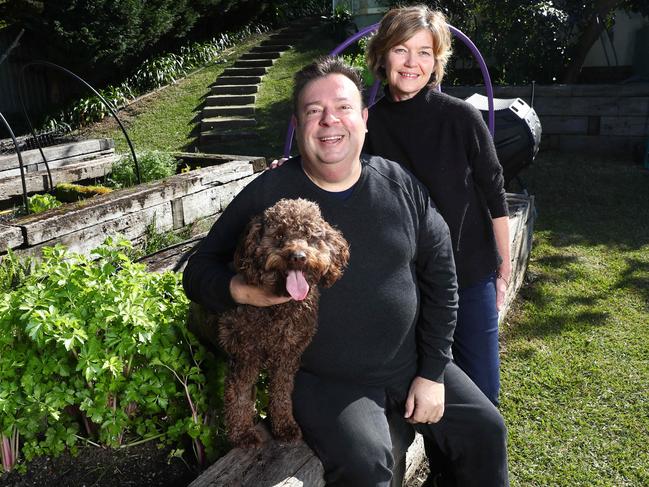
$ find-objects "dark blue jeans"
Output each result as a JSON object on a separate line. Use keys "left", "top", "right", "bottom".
{"left": 453, "top": 272, "right": 501, "bottom": 406}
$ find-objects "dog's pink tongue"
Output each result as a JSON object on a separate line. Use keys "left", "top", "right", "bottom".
{"left": 286, "top": 270, "right": 309, "bottom": 301}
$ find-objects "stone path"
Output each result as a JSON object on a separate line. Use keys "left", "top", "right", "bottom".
{"left": 200, "top": 17, "right": 323, "bottom": 153}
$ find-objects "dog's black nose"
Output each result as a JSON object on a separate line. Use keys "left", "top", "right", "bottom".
{"left": 290, "top": 251, "right": 307, "bottom": 264}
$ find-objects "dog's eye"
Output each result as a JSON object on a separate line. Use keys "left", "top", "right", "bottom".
{"left": 275, "top": 233, "right": 285, "bottom": 241}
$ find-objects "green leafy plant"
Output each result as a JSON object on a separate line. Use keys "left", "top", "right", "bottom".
{"left": 27, "top": 193, "right": 62, "bottom": 214}
{"left": 329, "top": 2, "right": 354, "bottom": 41}
{"left": 0, "top": 250, "right": 33, "bottom": 293}
{"left": 342, "top": 37, "right": 374, "bottom": 87}
{"left": 0, "top": 237, "right": 225, "bottom": 472}
{"left": 108, "top": 151, "right": 178, "bottom": 189}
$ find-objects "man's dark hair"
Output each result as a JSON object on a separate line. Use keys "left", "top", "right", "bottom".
{"left": 292, "top": 56, "right": 365, "bottom": 115}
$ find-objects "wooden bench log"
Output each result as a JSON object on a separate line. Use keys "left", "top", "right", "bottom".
{"left": 146, "top": 193, "right": 535, "bottom": 487}
{"left": 188, "top": 424, "right": 425, "bottom": 487}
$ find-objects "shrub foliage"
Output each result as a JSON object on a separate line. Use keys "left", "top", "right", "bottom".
{"left": 108, "top": 151, "right": 178, "bottom": 189}
{"left": 26, "top": 193, "right": 62, "bottom": 214}
{"left": 0, "top": 238, "right": 225, "bottom": 472}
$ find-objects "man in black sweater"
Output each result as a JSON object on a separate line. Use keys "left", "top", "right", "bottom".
{"left": 183, "top": 57, "right": 508, "bottom": 487}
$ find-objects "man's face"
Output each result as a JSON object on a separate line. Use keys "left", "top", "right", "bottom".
{"left": 293, "top": 74, "right": 368, "bottom": 170}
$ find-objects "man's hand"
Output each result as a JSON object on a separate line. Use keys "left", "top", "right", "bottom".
{"left": 404, "top": 376, "right": 445, "bottom": 424}
{"left": 229, "top": 274, "right": 292, "bottom": 307}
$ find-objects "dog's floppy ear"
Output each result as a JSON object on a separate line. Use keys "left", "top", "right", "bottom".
{"left": 320, "top": 223, "right": 350, "bottom": 288}
{"left": 234, "top": 215, "right": 264, "bottom": 285}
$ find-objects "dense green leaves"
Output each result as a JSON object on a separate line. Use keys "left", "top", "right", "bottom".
{"left": 107, "top": 150, "right": 179, "bottom": 189}
{"left": 26, "top": 193, "right": 62, "bottom": 214}
{"left": 0, "top": 238, "right": 224, "bottom": 472}
{"left": 0, "top": 0, "right": 228, "bottom": 76}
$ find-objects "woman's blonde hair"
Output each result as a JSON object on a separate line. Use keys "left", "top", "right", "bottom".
{"left": 366, "top": 5, "right": 452, "bottom": 89}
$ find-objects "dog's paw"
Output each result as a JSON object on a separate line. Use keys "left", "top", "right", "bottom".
{"left": 273, "top": 421, "right": 303, "bottom": 444}
{"left": 232, "top": 429, "right": 264, "bottom": 449}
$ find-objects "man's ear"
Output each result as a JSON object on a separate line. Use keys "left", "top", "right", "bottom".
{"left": 362, "top": 107, "right": 368, "bottom": 125}
{"left": 291, "top": 114, "right": 298, "bottom": 129}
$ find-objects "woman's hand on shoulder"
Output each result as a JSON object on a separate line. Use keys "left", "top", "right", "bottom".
{"left": 267, "top": 157, "right": 288, "bottom": 170}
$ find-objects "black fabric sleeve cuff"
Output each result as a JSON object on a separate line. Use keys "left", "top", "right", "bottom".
{"left": 418, "top": 357, "right": 449, "bottom": 384}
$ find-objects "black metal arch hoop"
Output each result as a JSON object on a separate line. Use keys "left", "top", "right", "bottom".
{"left": 18, "top": 60, "right": 140, "bottom": 187}
{"left": 0, "top": 110, "right": 29, "bottom": 212}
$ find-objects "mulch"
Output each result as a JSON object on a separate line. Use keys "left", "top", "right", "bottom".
{"left": 0, "top": 441, "right": 199, "bottom": 487}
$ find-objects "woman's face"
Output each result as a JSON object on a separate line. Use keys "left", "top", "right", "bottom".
{"left": 383, "top": 29, "right": 435, "bottom": 102}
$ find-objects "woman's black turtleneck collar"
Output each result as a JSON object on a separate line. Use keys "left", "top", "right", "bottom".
{"left": 380, "top": 83, "right": 441, "bottom": 110}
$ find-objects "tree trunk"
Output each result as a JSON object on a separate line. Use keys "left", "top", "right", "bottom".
{"left": 561, "top": 0, "right": 625, "bottom": 83}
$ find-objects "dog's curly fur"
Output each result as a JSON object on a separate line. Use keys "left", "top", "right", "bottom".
{"left": 219, "top": 198, "right": 349, "bottom": 448}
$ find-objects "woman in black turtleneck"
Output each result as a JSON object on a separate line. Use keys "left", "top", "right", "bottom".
{"left": 364, "top": 5, "right": 510, "bottom": 408}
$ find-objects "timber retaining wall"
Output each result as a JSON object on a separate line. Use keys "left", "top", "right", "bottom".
{"left": 445, "top": 83, "right": 649, "bottom": 159}
{"left": 0, "top": 156, "right": 265, "bottom": 259}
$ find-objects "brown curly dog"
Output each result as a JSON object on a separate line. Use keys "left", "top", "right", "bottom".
{"left": 219, "top": 198, "right": 349, "bottom": 448}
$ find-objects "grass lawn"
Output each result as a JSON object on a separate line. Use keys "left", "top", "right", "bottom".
{"left": 83, "top": 28, "right": 336, "bottom": 158}
{"left": 501, "top": 151, "right": 649, "bottom": 486}
{"left": 79, "top": 24, "right": 649, "bottom": 486}
{"left": 82, "top": 33, "right": 269, "bottom": 153}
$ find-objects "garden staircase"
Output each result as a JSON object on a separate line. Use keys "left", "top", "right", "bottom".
{"left": 200, "top": 17, "right": 323, "bottom": 152}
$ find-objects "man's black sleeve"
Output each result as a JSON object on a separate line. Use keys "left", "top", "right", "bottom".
{"left": 414, "top": 194, "right": 459, "bottom": 384}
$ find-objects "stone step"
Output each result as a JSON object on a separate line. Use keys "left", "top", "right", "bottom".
{"left": 251, "top": 44, "right": 291, "bottom": 53}
{"left": 201, "top": 129, "right": 259, "bottom": 144}
{"left": 240, "top": 52, "right": 281, "bottom": 60}
{"left": 203, "top": 105, "right": 255, "bottom": 117}
{"left": 267, "top": 33, "right": 303, "bottom": 42}
{"left": 205, "top": 94, "right": 256, "bottom": 106}
{"left": 214, "top": 76, "right": 262, "bottom": 85}
{"left": 294, "top": 17, "right": 324, "bottom": 26}
{"left": 292, "top": 23, "right": 321, "bottom": 30}
{"left": 234, "top": 59, "right": 275, "bottom": 68}
{"left": 222, "top": 66, "right": 268, "bottom": 77}
{"left": 201, "top": 116, "right": 256, "bottom": 131}
{"left": 260, "top": 39, "right": 293, "bottom": 48}
{"left": 211, "top": 84, "right": 259, "bottom": 95}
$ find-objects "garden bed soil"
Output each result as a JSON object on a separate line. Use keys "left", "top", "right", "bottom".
{"left": 0, "top": 441, "right": 199, "bottom": 487}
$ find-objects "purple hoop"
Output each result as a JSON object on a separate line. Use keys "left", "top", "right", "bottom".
{"left": 283, "top": 23, "right": 495, "bottom": 157}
